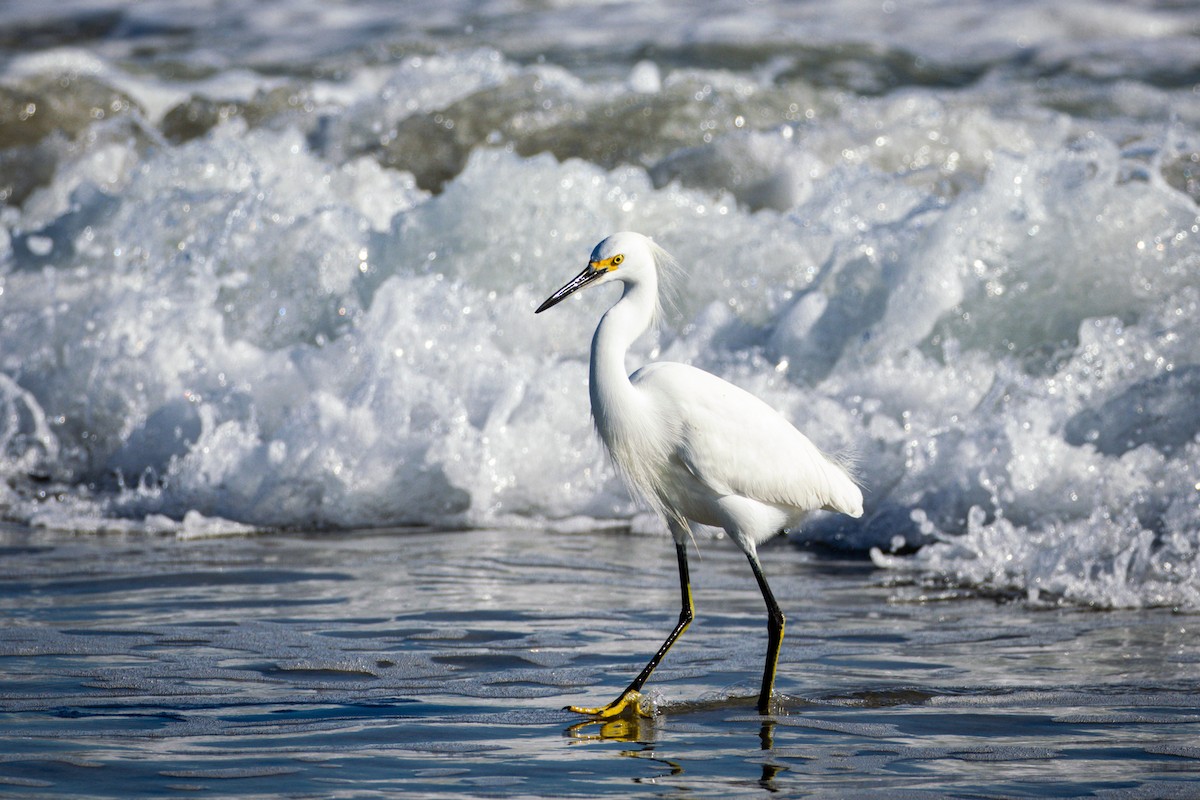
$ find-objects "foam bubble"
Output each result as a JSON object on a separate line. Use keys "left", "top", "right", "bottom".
{"left": 2, "top": 22, "right": 1199, "bottom": 609}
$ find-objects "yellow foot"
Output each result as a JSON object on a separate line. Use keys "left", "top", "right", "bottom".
{"left": 565, "top": 689, "right": 652, "bottom": 719}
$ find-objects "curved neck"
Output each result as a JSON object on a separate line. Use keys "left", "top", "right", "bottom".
{"left": 589, "top": 276, "right": 657, "bottom": 429}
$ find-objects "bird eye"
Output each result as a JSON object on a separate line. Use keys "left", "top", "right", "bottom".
{"left": 612, "top": 254, "right": 624, "bottom": 266}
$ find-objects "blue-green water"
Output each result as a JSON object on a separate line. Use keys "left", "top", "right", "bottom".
{"left": 2, "top": 524, "right": 1198, "bottom": 798}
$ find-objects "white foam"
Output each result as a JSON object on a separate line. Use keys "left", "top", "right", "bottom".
{"left": 2, "top": 22, "right": 1199, "bottom": 608}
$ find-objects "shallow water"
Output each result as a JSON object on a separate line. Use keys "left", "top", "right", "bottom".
{"left": 2, "top": 523, "right": 1198, "bottom": 798}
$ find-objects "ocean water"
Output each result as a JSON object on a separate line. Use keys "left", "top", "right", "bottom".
{"left": 3, "top": 524, "right": 1199, "bottom": 798}
{"left": 2, "top": 0, "right": 1199, "bottom": 607}
{"left": 1, "top": 1, "right": 1200, "bottom": 795}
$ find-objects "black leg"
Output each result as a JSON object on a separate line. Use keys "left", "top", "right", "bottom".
{"left": 567, "top": 539, "right": 695, "bottom": 717}
{"left": 747, "top": 550, "right": 785, "bottom": 715}
{"left": 624, "top": 539, "right": 695, "bottom": 694}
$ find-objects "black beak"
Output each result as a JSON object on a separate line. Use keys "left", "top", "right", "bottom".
{"left": 535, "top": 263, "right": 605, "bottom": 313}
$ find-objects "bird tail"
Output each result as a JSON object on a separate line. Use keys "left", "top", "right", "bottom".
{"left": 823, "top": 467, "right": 864, "bottom": 518}
{"left": 821, "top": 449, "right": 865, "bottom": 518}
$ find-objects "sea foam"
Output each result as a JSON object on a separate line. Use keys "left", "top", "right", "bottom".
{"left": 2, "top": 19, "right": 1199, "bottom": 609}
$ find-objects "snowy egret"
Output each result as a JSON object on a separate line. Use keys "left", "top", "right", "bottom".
{"left": 536, "top": 231, "right": 863, "bottom": 717}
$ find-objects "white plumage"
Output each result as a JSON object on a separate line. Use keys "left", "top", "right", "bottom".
{"left": 536, "top": 231, "right": 862, "bottom": 719}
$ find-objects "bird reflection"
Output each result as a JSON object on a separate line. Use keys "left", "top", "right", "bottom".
{"left": 563, "top": 701, "right": 788, "bottom": 788}
{"left": 758, "top": 717, "right": 786, "bottom": 789}
{"left": 563, "top": 712, "right": 654, "bottom": 743}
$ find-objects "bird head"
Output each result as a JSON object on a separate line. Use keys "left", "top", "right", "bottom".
{"left": 535, "top": 232, "right": 662, "bottom": 314}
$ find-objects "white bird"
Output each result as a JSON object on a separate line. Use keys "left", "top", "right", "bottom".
{"left": 536, "top": 231, "right": 863, "bottom": 718}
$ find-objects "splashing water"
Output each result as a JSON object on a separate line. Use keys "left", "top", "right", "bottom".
{"left": 2, "top": 0, "right": 1199, "bottom": 609}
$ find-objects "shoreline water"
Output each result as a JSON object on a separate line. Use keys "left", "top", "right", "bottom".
{"left": 2, "top": 523, "right": 1198, "bottom": 797}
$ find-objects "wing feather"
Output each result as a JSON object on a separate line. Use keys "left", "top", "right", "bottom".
{"left": 633, "top": 362, "right": 862, "bottom": 517}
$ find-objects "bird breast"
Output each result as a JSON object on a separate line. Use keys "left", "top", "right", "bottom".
{"left": 591, "top": 378, "right": 687, "bottom": 514}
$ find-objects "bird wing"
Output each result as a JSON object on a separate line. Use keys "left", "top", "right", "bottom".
{"left": 633, "top": 362, "right": 862, "bottom": 517}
